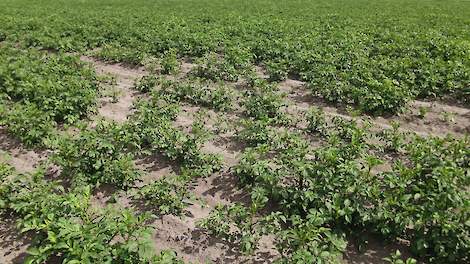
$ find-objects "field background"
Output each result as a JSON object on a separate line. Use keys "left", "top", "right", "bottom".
{"left": 0, "top": 0, "right": 469, "bottom": 263}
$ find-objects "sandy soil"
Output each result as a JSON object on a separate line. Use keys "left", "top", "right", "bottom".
{"left": 81, "top": 55, "right": 145, "bottom": 124}
{"left": 0, "top": 128, "right": 47, "bottom": 173}
{"left": 0, "top": 215, "right": 31, "bottom": 264}
{"left": 0, "top": 129, "right": 44, "bottom": 263}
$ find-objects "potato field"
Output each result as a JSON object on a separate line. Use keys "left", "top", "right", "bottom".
{"left": 0, "top": 0, "right": 469, "bottom": 263}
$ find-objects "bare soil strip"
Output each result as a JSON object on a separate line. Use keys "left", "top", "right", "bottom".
{"left": 0, "top": 128, "right": 46, "bottom": 173}
{"left": 0, "top": 129, "right": 44, "bottom": 264}
{"left": 81, "top": 56, "right": 145, "bottom": 123}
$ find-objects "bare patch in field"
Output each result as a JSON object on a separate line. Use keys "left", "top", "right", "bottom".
{"left": 81, "top": 55, "right": 146, "bottom": 80}
{"left": 254, "top": 66, "right": 269, "bottom": 80}
{"left": 398, "top": 100, "right": 470, "bottom": 136}
{"left": 278, "top": 78, "right": 306, "bottom": 94}
{"left": 0, "top": 215, "right": 31, "bottom": 264}
{"left": 135, "top": 154, "right": 179, "bottom": 186}
{"left": 0, "top": 128, "right": 46, "bottom": 173}
{"left": 180, "top": 59, "right": 196, "bottom": 76}
{"left": 150, "top": 175, "right": 238, "bottom": 263}
{"left": 0, "top": 129, "right": 43, "bottom": 264}
{"left": 81, "top": 56, "right": 145, "bottom": 123}
{"left": 96, "top": 85, "right": 138, "bottom": 123}
{"left": 150, "top": 170, "right": 278, "bottom": 264}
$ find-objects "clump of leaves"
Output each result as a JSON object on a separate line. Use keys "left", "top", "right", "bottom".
{"left": 161, "top": 48, "right": 180, "bottom": 74}
{"left": 234, "top": 145, "right": 280, "bottom": 188}
{"left": 241, "top": 80, "right": 288, "bottom": 123}
{"left": 53, "top": 121, "right": 141, "bottom": 188}
{"left": 0, "top": 102, "right": 57, "bottom": 147}
{"left": 378, "top": 121, "right": 407, "bottom": 153}
{"left": 0, "top": 46, "right": 98, "bottom": 124}
{"left": 96, "top": 44, "right": 146, "bottom": 65}
{"left": 128, "top": 94, "right": 222, "bottom": 177}
{"left": 198, "top": 187, "right": 269, "bottom": 255}
{"left": 375, "top": 136, "right": 470, "bottom": 262}
{"left": 134, "top": 174, "right": 192, "bottom": 216}
{"left": 306, "top": 106, "right": 327, "bottom": 136}
{"left": 0, "top": 162, "right": 15, "bottom": 209}
{"left": 191, "top": 109, "right": 214, "bottom": 143}
{"left": 134, "top": 75, "right": 162, "bottom": 93}
{"left": 266, "top": 60, "right": 289, "bottom": 81}
{"left": 417, "top": 106, "right": 429, "bottom": 119}
{"left": 158, "top": 78, "right": 234, "bottom": 111}
{"left": 1, "top": 167, "right": 171, "bottom": 264}
{"left": 237, "top": 119, "right": 274, "bottom": 147}
{"left": 192, "top": 49, "right": 251, "bottom": 82}
{"left": 274, "top": 211, "right": 347, "bottom": 263}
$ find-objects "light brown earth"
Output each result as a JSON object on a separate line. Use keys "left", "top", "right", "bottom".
{"left": 0, "top": 129, "right": 45, "bottom": 264}
{"left": 81, "top": 55, "right": 146, "bottom": 124}
{"left": 1, "top": 56, "right": 468, "bottom": 264}
{"left": 0, "top": 215, "right": 31, "bottom": 264}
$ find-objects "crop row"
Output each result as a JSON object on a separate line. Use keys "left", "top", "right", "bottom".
{"left": 0, "top": 45, "right": 223, "bottom": 262}
{"left": 190, "top": 72, "right": 469, "bottom": 262}
{"left": 0, "top": 163, "right": 184, "bottom": 263}
{"left": 200, "top": 111, "right": 469, "bottom": 263}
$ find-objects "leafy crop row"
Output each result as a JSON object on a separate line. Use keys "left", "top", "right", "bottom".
{"left": 0, "top": 164, "right": 182, "bottom": 263}
{"left": 135, "top": 76, "right": 234, "bottom": 111}
{"left": 200, "top": 112, "right": 469, "bottom": 262}
{"left": 0, "top": 45, "right": 98, "bottom": 124}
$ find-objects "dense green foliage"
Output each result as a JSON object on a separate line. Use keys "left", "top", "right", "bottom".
{"left": 127, "top": 94, "right": 222, "bottom": 176}
{"left": 0, "top": 45, "right": 98, "bottom": 147}
{"left": 53, "top": 122, "right": 141, "bottom": 188}
{"left": 0, "top": 46, "right": 98, "bottom": 123}
{"left": 135, "top": 76, "right": 234, "bottom": 111}
{"left": 0, "top": 102, "right": 56, "bottom": 147}
{"left": 1, "top": 0, "right": 469, "bottom": 113}
{"left": 134, "top": 174, "right": 192, "bottom": 216}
